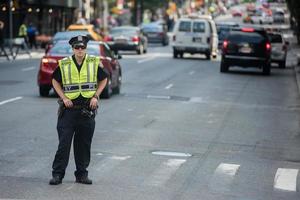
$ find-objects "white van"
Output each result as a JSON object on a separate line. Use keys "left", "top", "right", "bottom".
{"left": 172, "top": 15, "right": 218, "bottom": 60}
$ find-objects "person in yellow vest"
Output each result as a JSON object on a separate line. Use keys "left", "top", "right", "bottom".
{"left": 49, "top": 35, "right": 108, "bottom": 185}
{"left": 18, "top": 22, "right": 28, "bottom": 44}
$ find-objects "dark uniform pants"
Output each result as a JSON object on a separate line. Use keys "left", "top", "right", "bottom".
{"left": 52, "top": 108, "right": 95, "bottom": 179}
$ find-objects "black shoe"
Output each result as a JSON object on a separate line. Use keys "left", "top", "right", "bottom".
{"left": 49, "top": 176, "right": 62, "bottom": 185}
{"left": 76, "top": 176, "right": 92, "bottom": 184}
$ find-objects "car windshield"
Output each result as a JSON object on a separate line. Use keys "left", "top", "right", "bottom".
{"left": 111, "top": 28, "right": 138, "bottom": 35}
{"left": 143, "top": 26, "right": 162, "bottom": 32}
{"left": 228, "top": 31, "right": 265, "bottom": 43}
{"left": 49, "top": 42, "right": 100, "bottom": 56}
{"left": 53, "top": 31, "right": 90, "bottom": 42}
{"left": 179, "top": 21, "right": 191, "bottom": 32}
{"left": 269, "top": 34, "right": 283, "bottom": 43}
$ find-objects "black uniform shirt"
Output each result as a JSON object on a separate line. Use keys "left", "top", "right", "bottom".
{"left": 52, "top": 55, "right": 108, "bottom": 105}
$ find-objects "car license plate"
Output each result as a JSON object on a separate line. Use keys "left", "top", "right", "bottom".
{"left": 147, "top": 33, "right": 157, "bottom": 37}
{"left": 115, "top": 39, "right": 127, "bottom": 44}
{"left": 193, "top": 37, "right": 202, "bottom": 43}
{"left": 239, "top": 47, "right": 252, "bottom": 53}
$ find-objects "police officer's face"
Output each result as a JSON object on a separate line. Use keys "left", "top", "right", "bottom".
{"left": 73, "top": 44, "right": 86, "bottom": 57}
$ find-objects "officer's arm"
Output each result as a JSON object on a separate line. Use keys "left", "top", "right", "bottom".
{"left": 52, "top": 78, "right": 73, "bottom": 108}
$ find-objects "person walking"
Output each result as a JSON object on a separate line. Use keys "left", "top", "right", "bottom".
{"left": 0, "top": 20, "right": 9, "bottom": 60}
{"left": 49, "top": 35, "right": 108, "bottom": 185}
{"left": 27, "top": 23, "right": 37, "bottom": 49}
{"left": 18, "top": 22, "right": 28, "bottom": 45}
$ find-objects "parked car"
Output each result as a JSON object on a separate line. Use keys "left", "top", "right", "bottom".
{"left": 220, "top": 27, "right": 271, "bottom": 75}
{"left": 216, "top": 22, "right": 239, "bottom": 49}
{"left": 67, "top": 24, "right": 102, "bottom": 41}
{"left": 37, "top": 41, "right": 122, "bottom": 98}
{"left": 172, "top": 15, "right": 218, "bottom": 59}
{"left": 45, "top": 31, "right": 93, "bottom": 53}
{"left": 268, "top": 32, "right": 288, "bottom": 68}
{"left": 141, "top": 21, "right": 169, "bottom": 46}
{"left": 105, "top": 26, "right": 148, "bottom": 54}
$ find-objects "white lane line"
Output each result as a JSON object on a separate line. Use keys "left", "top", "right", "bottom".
{"left": 209, "top": 163, "right": 240, "bottom": 192}
{"left": 274, "top": 168, "right": 298, "bottom": 191}
{"left": 147, "top": 159, "right": 186, "bottom": 186}
{"left": 165, "top": 84, "right": 173, "bottom": 90}
{"left": 137, "top": 56, "right": 155, "bottom": 63}
{"left": 21, "top": 66, "right": 35, "bottom": 71}
{"left": 0, "top": 96, "right": 23, "bottom": 106}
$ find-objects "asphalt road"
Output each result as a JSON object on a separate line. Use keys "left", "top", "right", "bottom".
{"left": 0, "top": 39, "right": 300, "bottom": 200}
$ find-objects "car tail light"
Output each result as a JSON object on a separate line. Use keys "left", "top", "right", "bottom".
{"left": 42, "top": 58, "right": 57, "bottom": 64}
{"left": 173, "top": 35, "right": 176, "bottom": 41}
{"left": 266, "top": 42, "right": 271, "bottom": 51}
{"left": 241, "top": 28, "right": 254, "bottom": 32}
{"left": 223, "top": 40, "right": 229, "bottom": 49}
{"left": 132, "top": 36, "right": 140, "bottom": 42}
{"left": 104, "top": 35, "right": 113, "bottom": 42}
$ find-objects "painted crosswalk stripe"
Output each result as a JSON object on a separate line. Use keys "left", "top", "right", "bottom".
{"left": 274, "top": 168, "right": 298, "bottom": 191}
{"left": 91, "top": 155, "right": 131, "bottom": 182}
{"left": 165, "top": 84, "right": 173, "bottom": 90}
{"left": 210, "top": 163, "right": 240, "bottom": 192}
{"left": 147, "top": 159, "right": 186, "bottom": 186}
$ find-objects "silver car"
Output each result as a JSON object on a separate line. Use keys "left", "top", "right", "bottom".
{"left": 268, "top": 32, "right": 288, "bottom": 68}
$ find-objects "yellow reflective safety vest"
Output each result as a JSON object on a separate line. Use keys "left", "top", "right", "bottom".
{"left": 18, "top": 24, "right": 27, "bottom": 37}
{"left": 58, "top": 54, "right": 100, "bottom": 100}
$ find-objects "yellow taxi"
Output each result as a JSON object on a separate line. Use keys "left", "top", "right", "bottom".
{"left": 67, "top": 24, "right": 103, "bottom": 41}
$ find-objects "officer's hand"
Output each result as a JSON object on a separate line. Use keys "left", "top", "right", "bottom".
{"left": 63, "top": 98, "right": 73, "bottom": 108}
{"left": 90, "top": 97, "right": 98, "bottom": 110}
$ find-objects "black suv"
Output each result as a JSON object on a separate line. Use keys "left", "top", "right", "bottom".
{"left": 220, "top": 27, "right": 271, "bottom": 75}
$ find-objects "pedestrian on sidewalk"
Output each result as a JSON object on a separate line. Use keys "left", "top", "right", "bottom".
{"left": 0, "top": 20, "right": 9, "bottom": 60}
{"left": 49, "top": 35, "right": 108, "bottom": 185}
{"left": 27, "top": 23, "right": 38, "bottom": 49}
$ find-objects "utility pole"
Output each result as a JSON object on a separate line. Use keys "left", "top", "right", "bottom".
{"left": 9, "top": 0, "right": 13, "bottom": 52}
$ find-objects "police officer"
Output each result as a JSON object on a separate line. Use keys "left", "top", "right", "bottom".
{"left": 49, "top": 35, "right": 108, "bottom": 185}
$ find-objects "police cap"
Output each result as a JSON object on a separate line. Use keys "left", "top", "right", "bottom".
{"left": 69, "top": 35, "right": 89, "bottom": 47}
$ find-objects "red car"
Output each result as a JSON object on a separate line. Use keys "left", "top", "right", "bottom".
{"left": 37, "top": 40, "right": 122, "bottom": 98}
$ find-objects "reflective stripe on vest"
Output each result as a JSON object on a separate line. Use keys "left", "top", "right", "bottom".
{"left": 58, "top": 54, "right": 100, "bottom": 99}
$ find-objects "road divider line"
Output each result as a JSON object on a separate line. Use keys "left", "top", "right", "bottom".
{"left": 0, "top": 96, "right": 23, "bottom": 106}
{"left": 147, "top": 159, "right": 186, "bottom": 186}
{"left": 165, "top": 84, "right": 173, "bottom": 90}
{"left": 21, "top": 67, "right": 35, "bottom": 71}
{"left": 137, "top": 56, "right": 156, "bottom": 63}
{"left": 274, "top": 168, "right": 298, "bottom": 191}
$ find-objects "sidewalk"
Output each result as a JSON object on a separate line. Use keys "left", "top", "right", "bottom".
{"left": 0, "top": 47, "right": 45, "bottom": 63}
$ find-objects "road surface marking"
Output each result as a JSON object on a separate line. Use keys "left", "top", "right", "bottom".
{"left": 0, "top": 96, "right": 23, "bottom": 106}
{"left": 147, "top": 159, "right": 186, "bottom": 186}
{"left": 165, "top": 84, "right": 173, "bottom": 90}
{"left": 151, "top": 151, "right": 192, "bottom": 157}
{"left": 147, "top": 95, "right": 170, "bottom": 100}
{"left": 21, "top": 66, "right": 35, "bottom": 71}
{"left": 137, "top": 56, "right": 155, "bottom": 63}
{"left": 274, "top": 168, "right": 298, "bottom": 191}
{"left": 189, "top": 71, "right": 195, "bottom": 75}
{"left": 209, "top": 163, "right": 240, "bottom": 192}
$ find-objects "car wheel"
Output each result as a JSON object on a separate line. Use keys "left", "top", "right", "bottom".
{"left": 137, "top": 44, "right": 143, "bottom": 55}
{"left": 113, "top": 71, "right": 122, "bottom": 94}
{"left": 179, "top": 52, "right": 183, "bottom": 58}
{"left": 39, "top": 85, "right": 51, "bottom": 97}
{"left": 205, "top": 53, "right": 211, "bottom": 60}
{"left": 173, "top": 50, "right": 178, "bottom": 58}
{"left": 101, "top": 78, "right": 112, "bottom": 99}
{"left": 262, "top": 64, "right": 271, "bottom": 75}
{"left": 220, "top": 61, "right": 229, "bottom": 73}
{"left": 279, "top": 60, "right": 286, "bottom": 69}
